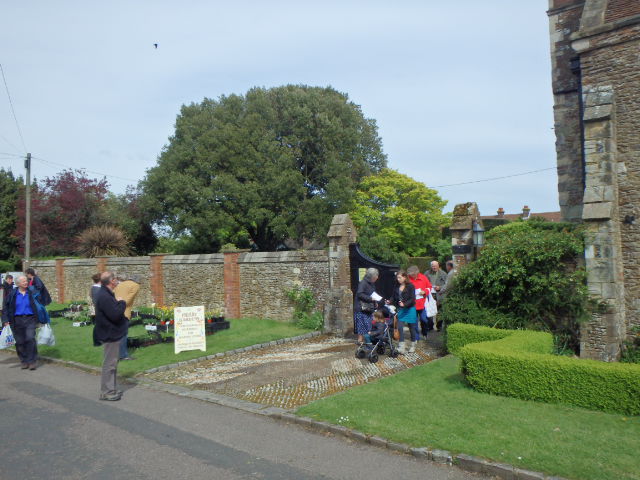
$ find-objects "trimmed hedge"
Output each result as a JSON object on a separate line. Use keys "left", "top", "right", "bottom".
{"left": 447, "top": 323, "right": 640, "bottom": 415}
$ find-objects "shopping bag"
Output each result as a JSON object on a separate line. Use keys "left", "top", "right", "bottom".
{"left": 0, "top": 325, "right": 16, "bottom": 349}
{"left": 36, "top": 323, "right": 56, "bottom": 346}
{"left": 425, "top": 290, "right": 438, "bottom": 318}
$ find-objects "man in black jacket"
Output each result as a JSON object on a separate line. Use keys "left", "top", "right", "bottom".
{"left": 25, "top": 268, "right": 52, "bottom": 306}
{"left": 2, "top": 275, "right": 40, "bottom": 370}
{"left": 93, "top": 271, "right": 127, "bottom": 401}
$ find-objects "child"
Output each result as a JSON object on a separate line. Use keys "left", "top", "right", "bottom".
{"left": 364, "top": 310, "right": 387, "bottom": 344}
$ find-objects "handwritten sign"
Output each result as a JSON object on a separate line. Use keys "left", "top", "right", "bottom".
{"left": 174, "top": 306, "right": 206, "bottom": 354}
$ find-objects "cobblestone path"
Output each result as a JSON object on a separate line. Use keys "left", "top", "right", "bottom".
{"left": 145, "top": 333, "right": 444, "bottom": 409}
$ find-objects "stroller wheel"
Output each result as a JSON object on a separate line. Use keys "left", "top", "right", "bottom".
{"left": 355, "top": 348, "right": 366, "bottom": 359}
{"left": 369, "top": 353, "right": 379, "bottom": 363}
{"left": 376, "top": 344, "right": 386, "bottom": 354}
{"left": 390, "top": 348, "right": 399, "bottom": 358}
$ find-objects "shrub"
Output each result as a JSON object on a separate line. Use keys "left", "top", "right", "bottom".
{"left": 76, "top": 225, "right": 130, "bottom": 257}
{"left": 286, "top": 285, "right": 324, "bottom": 331}
{"left": 447, "top": 324, "right": 640, "bottom": 415}
{"left": 439, "top": 293, "right": 527, "bottom": 331}
{"left": 621, "top": 326, "right": 640, "bottom": 364}
{"left": 447, "top": 218, "right": 588, "bottom": 353}
{"left": 0, "top": 259, "right": 17, "bottom": 273}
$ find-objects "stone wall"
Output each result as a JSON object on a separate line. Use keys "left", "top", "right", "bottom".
{"left": 161, "top": 254, "right": 225, "bottom": 314}
{"left": 238, "top": 251, "right": 329, "bottom": 321}
{"left": 548, "top": 0, "right": 640, "bottom": 359}
{"left": 30, "top": 250, "right": 330, "bottom": 322}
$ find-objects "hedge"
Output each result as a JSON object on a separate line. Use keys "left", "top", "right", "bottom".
{"left": 447, "top": 323, "right": 640, "bottom": 415}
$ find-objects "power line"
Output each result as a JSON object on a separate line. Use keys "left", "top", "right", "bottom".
{"left": 0, "top": 63, "right": 28, "bottom": 153}
{"left": 31, "top": 155, "right": 139, "bottom": 183}
{"left": 0, "top": 133, "right": 21, "bottom": 153}
{"left": 430, "top": 167, "right": 556, "bottom": 188}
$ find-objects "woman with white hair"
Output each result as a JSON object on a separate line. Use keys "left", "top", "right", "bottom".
{"left": 353, "top": 268, "right": 379, "bottom": 344}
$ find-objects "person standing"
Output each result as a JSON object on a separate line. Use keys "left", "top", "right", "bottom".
{"left": 407, "top": 265, "right": 432, "bottom": 341}
{"left": 25, "top": 268, "right": 52, "bottom": 306}
{"left": 90, "top": 273, "right": 101, "bottom": 306}
{"left": 2, "top": 274, "right": 14, "bottom": 312}
{"left": 436, "top": 260, "right": 457, "bottom": 331}
{"left": 425, "top": 261, "right": 447, "bottom": 331}
{"left": 93, "top": 271, "right": 127, "bottom": 401}
{"left": 1, "top": 275, "right": 39, "bottom": 370}
{"left": 114, "top": 274, "right": 140, "bottom": 361}
{"left": 2, "top": 274, "right": 14, "bottom": 296}
{"left": 388, "top": 270, "right": 418, "bottom": 354}
{"left": 354, "top": 268, "right": 379, "bottom": 345}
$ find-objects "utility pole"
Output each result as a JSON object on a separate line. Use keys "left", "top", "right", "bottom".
{"left": 24, "top": 152, "right": 31, "bottom": 270}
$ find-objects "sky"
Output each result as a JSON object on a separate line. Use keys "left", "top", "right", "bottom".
{"left": 0, "top": 0, "right": 559, "bottom": 217}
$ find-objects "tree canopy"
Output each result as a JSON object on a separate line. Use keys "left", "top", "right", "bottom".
{"left": 14, "top": 170, "right": 156, "bottom": 258}
{"left": 349, "top": 168, "right": 449, "bottom": 261}
{"left": 0, "top": 168, "right": 21, "bottom": 262}
{"left": 15, "top": 169, "right": 109, "bottom": 257}
{"left": 141, "top": 84, "right": 387, "bottom": 252}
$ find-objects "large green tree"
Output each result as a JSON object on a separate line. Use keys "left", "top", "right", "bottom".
{"left": 141, "top": 85, "right": 387, "bottom": 252}
{"left": 0, "top": 168, "right": 21, "bottom": 261}
{"left": 350, "top": 168, "right": 449, "bottom": 261}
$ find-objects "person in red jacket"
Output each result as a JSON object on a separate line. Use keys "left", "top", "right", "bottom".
{"left": 407, "top": 265, "right": 432, "bottom": 341}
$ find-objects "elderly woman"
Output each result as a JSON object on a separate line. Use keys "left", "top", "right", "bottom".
{"left": 354, "top": 267, "right": 379, "bottom": 344}
{"left": 388, "top": 270, "right": 418, "bottom": 354}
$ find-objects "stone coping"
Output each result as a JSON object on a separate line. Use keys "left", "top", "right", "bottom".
{"left": 238, "top": 250, "right": 328, "bottom": 263}
{"left": 9, "top": 336, "right": 566, "bottom": 480}
{"left": 106, "top": 256, "right": 152, "bottom": 266}
{"left": 161, "top": 253, "right": 225, "bottom": 264}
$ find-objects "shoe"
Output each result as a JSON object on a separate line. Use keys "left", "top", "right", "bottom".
{"left": 20, "top": 363, "right": 29, "bottom": 370}
{"left": 397, "top": 342, "right": 406, "bottom": 354}
{"left": 28, "top": 362, "right": 37, "bottom": 370}
{"left": 120, "top": 356, "right": 135, "bottom": 361}
{"left": 408, "top": 341, "right": 416, "bottom": 353}
{"left": 99, "top": 392, "right": 122, "bottom": 401}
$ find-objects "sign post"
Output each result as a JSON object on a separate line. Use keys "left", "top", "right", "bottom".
{"left": 174, "top": 306, "right": 206, "bottom": 354}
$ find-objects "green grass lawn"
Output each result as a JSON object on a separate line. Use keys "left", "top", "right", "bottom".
{"left": 297, "top": 356, "right": 640, "bottom": 480}
{"left": 38, "top": 316, "right": 311, "bottom": 377}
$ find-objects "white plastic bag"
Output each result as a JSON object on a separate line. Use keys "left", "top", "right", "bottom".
{"left": 0, "top": 325, "right": 16, "bottom": 349}
{"left": 425, "top": 290, "right": 438, "bottom": 318}
{"left": 37, "top": 323, "right": 56, "bottom": 346}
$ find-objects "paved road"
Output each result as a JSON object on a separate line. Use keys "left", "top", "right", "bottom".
{"left": 0, "top": 353, "right": 487, "bottom": 480}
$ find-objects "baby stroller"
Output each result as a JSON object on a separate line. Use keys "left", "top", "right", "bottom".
{"left": 355, "top": 307, "right": 400, "bottom": 363}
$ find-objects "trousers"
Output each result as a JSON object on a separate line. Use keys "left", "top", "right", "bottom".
{"left": 12, "top": 315, "right": 38, "bottom": 364}
{"left": 101, "top": 341, "right": 121, "bottom": 394}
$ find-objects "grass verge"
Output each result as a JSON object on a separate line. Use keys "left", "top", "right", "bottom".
{"left": 37, "top": 316, "right": 312, "bottom": 377}
{"left": 297, "top": 356, "right": 640, "bottom": 480}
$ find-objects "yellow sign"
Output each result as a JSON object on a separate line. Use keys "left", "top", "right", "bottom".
{"left": 174, "top": 306, "right": 206, "bottom": 354}
{"left": 358, "top": 268, "right": 367, "bottom": 281}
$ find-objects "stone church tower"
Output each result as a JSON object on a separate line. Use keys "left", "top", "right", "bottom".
{"left": 548, "top": 0, "right": 640, "bottom": 360}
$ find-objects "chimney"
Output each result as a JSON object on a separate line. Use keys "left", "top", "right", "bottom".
{"left": 497, "top": 207, "right": 505, "bottom": 218}
{"left": 522, "top": 205, "right": 531, "bottom": 219}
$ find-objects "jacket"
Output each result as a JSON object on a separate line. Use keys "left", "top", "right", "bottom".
{"left": 114, "top": 280, "right": 140, "bottom": 320}
{"left": 93, "top": 286, "right": 128, "bottom": 345}
{"left": 2, "top": 288, "right": 39, "bottom": 325}
{"left": 354, "top": 279, "right": 376, "bottom": 313}
{"left": 29, "top": 275, "right": 52, "bottom": 306}
{"left": 390, "top": 282, "right": 416, "bottom": 309}
{"left": 408, "top": 273, "right": 432, "bottom": 311}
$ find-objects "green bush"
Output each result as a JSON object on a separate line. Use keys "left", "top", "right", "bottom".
{"left": 0, "top": 259, "right": 17, "bottom": 273}
{"left": 621, "top": 326, "right": 640, "bottom": 364}
{"left": 447, "top": 218, "right": 588, "bottom": 353}
{"left": 447, "top": 324, "right": 640, "bottom": 415}
{"left": 286, "top": 285, "right": 324, "bottom": 331}
{"left": 439, "top": 293, "right": 527, "bottom": 331}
